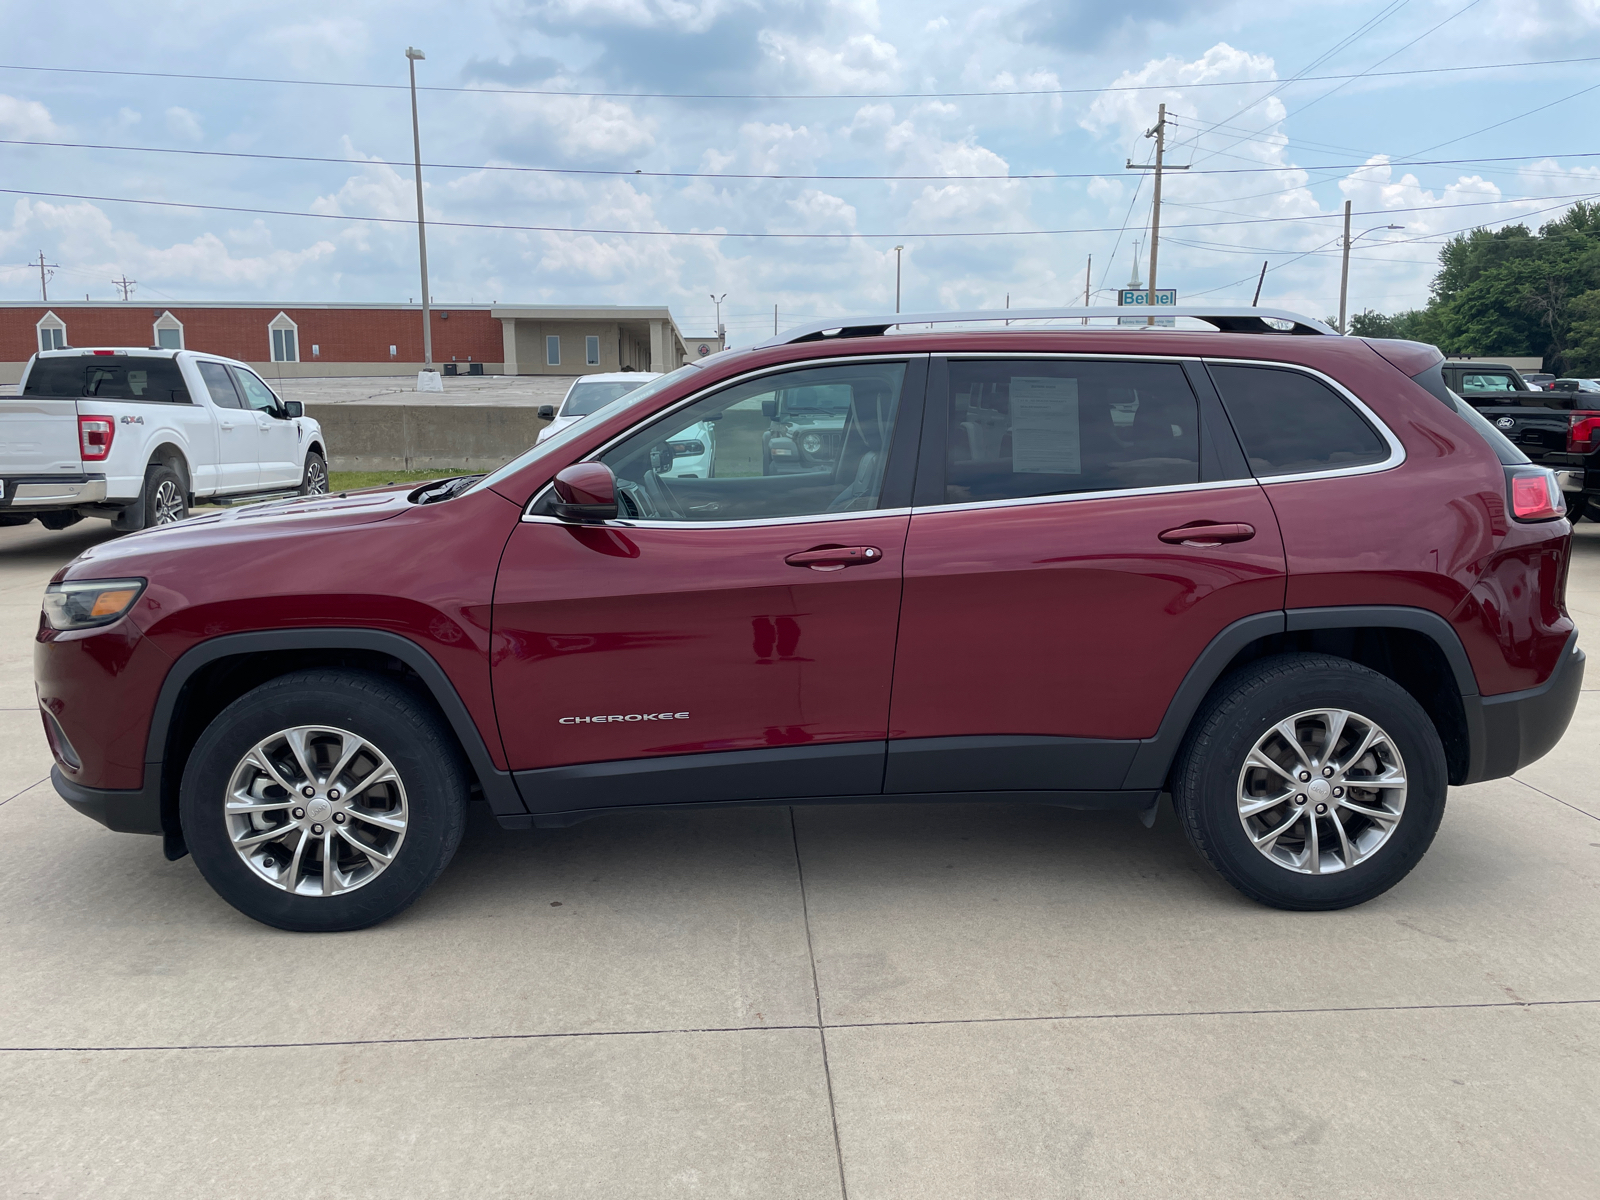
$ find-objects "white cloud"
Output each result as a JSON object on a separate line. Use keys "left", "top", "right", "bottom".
{"left": 165, "top": 106, "right": 204, "bottom": 141}
{"left": 0, "top": 94, "right": 60, "bottom": 139}
{"left": 758, "top": 30, "right": 900, "bottom": 91}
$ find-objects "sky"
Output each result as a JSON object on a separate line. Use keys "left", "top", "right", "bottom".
{"left": 3, "top": 0, "right": 1600, "bottom": 342}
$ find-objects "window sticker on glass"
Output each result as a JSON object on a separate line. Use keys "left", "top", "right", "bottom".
{"left": 1010, "top": 376, "right": 1081, "bottom": 474}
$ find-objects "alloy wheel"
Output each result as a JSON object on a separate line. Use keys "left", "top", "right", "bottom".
{"left": 1236, "top": 708, "right": 1407, "bottom": 874}
{"left": 152, "top": 479, "right": 186, "bottom": 524}
{"left": 305, "top": 459, "right": 329, "bottom": 494}
{"left": 224, "top": 725, "right": 408, "bottom": 896}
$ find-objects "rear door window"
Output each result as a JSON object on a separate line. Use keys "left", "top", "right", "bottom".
{"left": 931, "top": 359, "right": 1201, "bottom": 505}
{"left": 1208, "top": 364, "right": 1389, "bottom": 477}
{"left": 1459, "top": 371, "right": 1519, "bottom": 395}
{"left": 23, "top": 356, "right": 190, "bottom": 402}
{"left": 196, "top": 361, "right": 243, "bottom": 408}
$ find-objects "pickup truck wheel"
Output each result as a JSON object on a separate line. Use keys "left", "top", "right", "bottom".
{"left": 299, "top": 451, "right": 329, "bottom": 496}
{"left": 180, "top": 669, "right": 468, "bottom": 932}
{"left": 147, "top": 465, "right": 188, "bottom": 525}
{"left": 1171, "top": 653, "right": 1447, "bottom": 911}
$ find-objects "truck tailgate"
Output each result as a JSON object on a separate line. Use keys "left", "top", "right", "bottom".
{"left": 0, "top": 399, "right": 82, "bottom": 475}
{"left": 1471, "top": 396, "right": 1581, "bottom": 461}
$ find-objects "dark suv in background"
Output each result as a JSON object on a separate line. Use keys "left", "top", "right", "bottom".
{"left": 38, "top": 307, "right": 1582, "bottom": 931}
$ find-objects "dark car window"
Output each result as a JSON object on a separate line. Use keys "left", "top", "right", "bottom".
{"left": 568, "top": 362, "right": 907, "bottom": 522}
{"left": 1209, "top": 364, "right": 1389, "bottom": 477}
{"left": 196, "top": 361, "right": 243, "bottom": 409}
{"left": 932, "top": 359, "right": 1200, "bottom": 505}
{"left": 23, "top": 356, "right": 190, "bottom": 403}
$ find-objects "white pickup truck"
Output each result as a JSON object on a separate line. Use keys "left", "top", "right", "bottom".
{"left": 1, "top": 348, "right": 328, "bottom": 531}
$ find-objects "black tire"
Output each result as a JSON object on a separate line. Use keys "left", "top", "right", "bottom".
{"left": 299, "top": 450, "right": 329, "bottom": 496}
{"left": 113, "top": 461, "right": 188, "bottom": 531}
{"left": 1171, "top": 653, "right": 1447, "bottom": 911}
{"left": 1566, "top": 493, "right": 1585, "bottom": 523}
{"left": 1585, "top": 495, "right": 1600, "bottom": 523}
{"left": 180, "top": 669, "right": 468, "bottom": 932}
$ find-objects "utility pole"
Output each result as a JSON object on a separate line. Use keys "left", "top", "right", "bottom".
{"left": 1338, "top": 200, "right": 1352, "bottom": 334}
{"left": 894, "top": 245, "right": 904, "bottom": 313}
{"left": 774, "top": 304, "right": 778, "bottom": 336}
{"left": 113, "top": 275, "right": 136, "bottom": 301}
{"left": 1252, "top": 260, "right": 1268, "bottom": 307}
{"left": 1126, "top": 104, "right": 1188, "bottom": 326}
{"left": 405, "top": 47, "right": 433, "bottom": 367}
{"left": 1083, "top": 254, "right": 1091, "bottom": 324}
{"left": 34, "top": 251, "right": 57, "bottom": 302}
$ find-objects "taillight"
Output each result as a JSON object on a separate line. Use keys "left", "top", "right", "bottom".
{"left": 1507, "top": 466, "right": 1566, "bottom": 521}
{"left": 1569, "top": 411, "right": 1600, "bottom": 452}
{"left": 78, "top": 416, "right": 114, "bottom": 462}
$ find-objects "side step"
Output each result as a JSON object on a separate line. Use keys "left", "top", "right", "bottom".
{"left": 200, "top": 488, "right": 303, "bottom": 508}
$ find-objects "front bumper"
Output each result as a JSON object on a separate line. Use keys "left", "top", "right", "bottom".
{"left": 1466, "top": 631, "right": 1586, "bottom": 782}
{"left": 2, "top": 476, "right": 107, "bottom": 508}
{"left": 51, "top": 764, "right": 161, "bottom": 834}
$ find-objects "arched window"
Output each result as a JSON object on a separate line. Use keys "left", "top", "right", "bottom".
{"left": 153, "top": 310, "right": 184, "bottom": 350}
{"left": 36, "top": 311, "right": 67, "bottom": 352}
{"left": 269, "top": 312, "right": 299, "bottom": 362}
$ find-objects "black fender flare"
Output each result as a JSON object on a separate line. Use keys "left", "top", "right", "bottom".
{"left": 1121, "top": 606, "right": 1484, "bottom": 790}
{"left": 146, "top": 629, "right": 526, "bottom": 842}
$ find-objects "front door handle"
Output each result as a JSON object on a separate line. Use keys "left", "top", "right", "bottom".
{"left": 785, "top": 545, "right": 883, "bottom": 571}
{"left": 1158, "top": 522, "right": 1256, "bottom": 547}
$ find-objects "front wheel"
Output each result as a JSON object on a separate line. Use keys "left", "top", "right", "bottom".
{"left": 299, "top": 451, "right": 329, "bottom": 496}
{"left": 180, "top": 670, "right": 468, "bottom": 931}
{"left": 1172, "top": 653, "right": 1447, "bottom": 911}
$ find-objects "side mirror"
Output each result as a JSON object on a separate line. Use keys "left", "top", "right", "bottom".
{"left": 538, "top": 404, "right": 555, "bottom": 420}
{"left": 761, "top": 399, "right": 779, "bottom": 422}
{"left": 550, "top": 463, "right": 618, "bottom": 523}
{"left": 282, "top": 400, "right": 304, "bottom": 418}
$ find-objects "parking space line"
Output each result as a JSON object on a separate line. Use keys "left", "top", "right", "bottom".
{"left": 1, "top": 996, "right": 1593, "bottom": 1055}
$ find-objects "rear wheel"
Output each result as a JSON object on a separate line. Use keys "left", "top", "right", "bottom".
{"left": 180, "top": 670, "right": 468, "bottom": 931}
{"left": 1172, "top": 653, "right": 1447, "bottom": 910}
{"left": 113, "top": 461, "right": 187, "bottom": 531}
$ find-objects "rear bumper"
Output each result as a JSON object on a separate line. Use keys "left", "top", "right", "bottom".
{"left": 1465, "top": 631, "right": 1585, "bottom": 783}
{"left": 51, "top": 765, "right": 162, "bottom": 835}
{"left": 2, "top": 476, "right": 107, "bottom": 507}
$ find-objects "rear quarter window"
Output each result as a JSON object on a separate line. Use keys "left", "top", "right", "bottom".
{"left": 23, "top": 357, "right": 190, "bottom": 403}
{"left": 1208, "top": 363, "right": 1389, "bottom": 478}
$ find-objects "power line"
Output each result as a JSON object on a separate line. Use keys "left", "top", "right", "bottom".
{"left": 2, "top": 55, "right": 1599, "bottom": 102}
{"left": 8, "top": 137, "right": 1600, "bottom": 185}
{"left": 5, "top": 184, "right": 1585, "bottom": 241}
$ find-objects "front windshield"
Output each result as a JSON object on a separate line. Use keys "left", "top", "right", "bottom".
{"left": 562, "top": 378, "right": 651, "bottom": 417}
{"left": 466, "top": 363, "right": 703, "bottom": 498}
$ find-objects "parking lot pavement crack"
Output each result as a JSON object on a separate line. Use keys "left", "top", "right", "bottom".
{"left": 1511, "top": 775, "right": 1600, "bottom": 822}
{"left": 2, "top": 998, "right": 1595, "bottom": 1055}
{"left": 789, "top": 806, "right": 851, "bottom": 1200}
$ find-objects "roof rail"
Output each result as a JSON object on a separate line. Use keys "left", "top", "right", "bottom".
{"left": 752, "top": 306, "right": 1336, "bottom": 348}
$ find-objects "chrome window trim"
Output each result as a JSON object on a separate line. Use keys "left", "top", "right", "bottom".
{"left": 1200, "top": 355, "right": 1407, "bottom": 484}
{"left": 522, "top": 352, "right": 925, "bottom": 528}
{"left": 910, "top": 477, "right": 1260, "bottom": 517}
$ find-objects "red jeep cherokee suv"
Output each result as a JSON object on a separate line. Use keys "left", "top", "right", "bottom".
{"left": 37, "top": 308, "right": 1583, "bottom": 931}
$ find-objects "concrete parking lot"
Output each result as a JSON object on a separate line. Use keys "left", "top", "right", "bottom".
{"left": 0, "top": 518, "right": 1596, "bottom": 1199}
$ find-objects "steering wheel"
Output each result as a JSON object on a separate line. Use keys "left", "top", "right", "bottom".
{"left": 641, "top": 468, "right": 684, "bottom": 520}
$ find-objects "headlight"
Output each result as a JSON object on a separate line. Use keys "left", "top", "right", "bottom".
{"left": 799, "top": 432, "right": 824, "bottom": 455}
{"left": 42, "top": 578, "right": 146, "bottom": 630}
{"left": 667, "top": 439, "right": 705, "bottom": 456}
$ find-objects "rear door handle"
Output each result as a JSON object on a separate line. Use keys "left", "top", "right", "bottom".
{"left": 1158, "top": 522, "right": 1256, "bottom": 547}
{"left": 785, "top": 545, "right": 883, "bottom": 571}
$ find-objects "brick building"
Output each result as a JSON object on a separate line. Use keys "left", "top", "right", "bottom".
{"left": 1, "top": 301, "right": 720, "bottom": 385}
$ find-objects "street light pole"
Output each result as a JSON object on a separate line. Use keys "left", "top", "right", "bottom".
{"left": 406, "top": 47, "right": 433, "bottom": 368}
{"left": 1337, "top": 210, "right": 1405, "bottom": 334}
{"left": 710, "top": 293, "right": 726, "bottom": 346}
{"left": 894, "top": 245, "right": 904, "bottom": 313}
